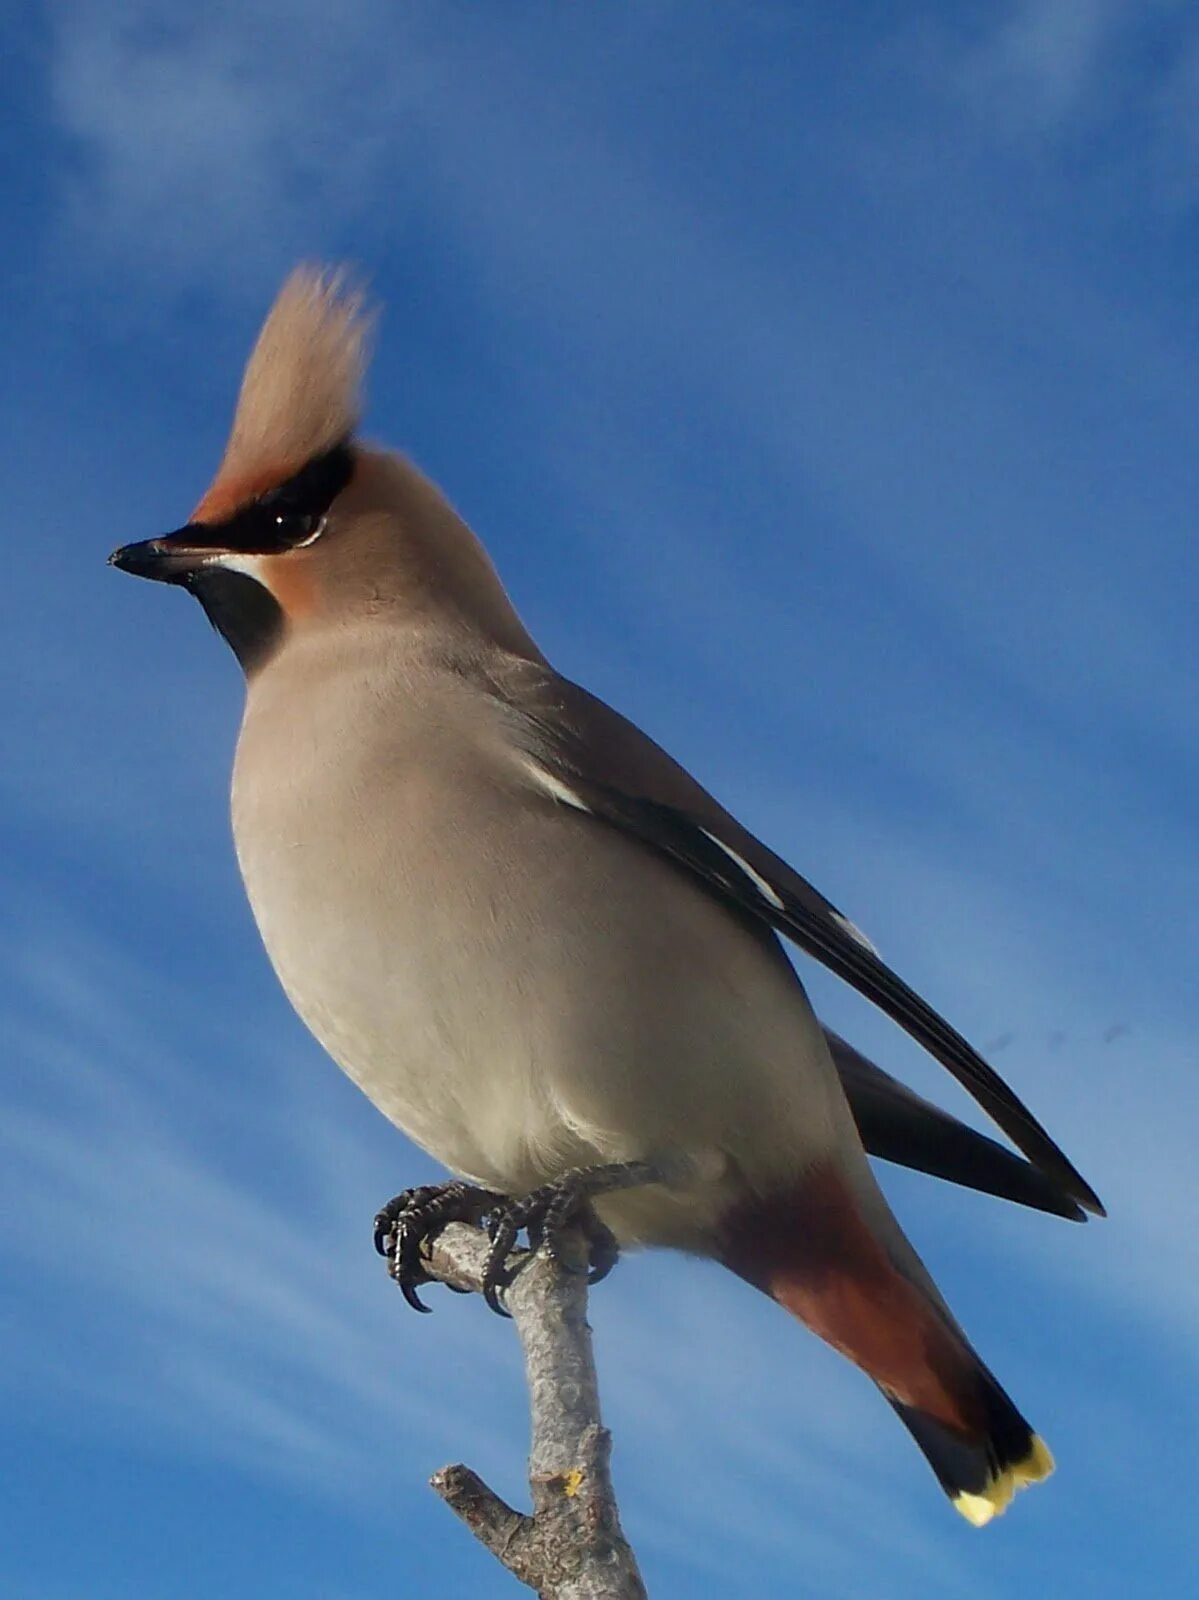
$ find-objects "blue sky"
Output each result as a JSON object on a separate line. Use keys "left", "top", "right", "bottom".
{"left": 3, "top": 2, "right": 1196, "bottom": 1594}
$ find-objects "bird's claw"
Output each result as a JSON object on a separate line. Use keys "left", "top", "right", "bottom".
{"left": 377, "top": 1162, "right": 657, "bottom": 1315}
{"left": 373, "top": 1181, "right": 500, "bottom": 1312}
{"left": 481, "top": 1176, "right": 621, "bottom": 1316}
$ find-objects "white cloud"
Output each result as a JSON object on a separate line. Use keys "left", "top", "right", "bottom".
{"left": 908, "top": 0, "right": 1199, "bottom": 216}
{"left": 954, "top": 0, "right": 1124, "bottom": 131}
{"left": 45, "top": 1, "right": 432, "bottom": 286}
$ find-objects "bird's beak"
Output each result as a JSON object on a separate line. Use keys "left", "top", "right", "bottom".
{"left": 108, "top": 526, "right": 224, "bottom": 585}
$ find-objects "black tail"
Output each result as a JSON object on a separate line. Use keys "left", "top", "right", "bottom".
{"left": 886, "top": 1366, "right": 1054, "bottom": 1525}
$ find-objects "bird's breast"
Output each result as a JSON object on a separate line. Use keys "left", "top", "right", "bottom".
{"left": 230, "top": 646, "right": 845, "bottom": 1207}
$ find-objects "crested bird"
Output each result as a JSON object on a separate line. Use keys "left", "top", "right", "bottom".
{"left": 111, "top": 267, "right": 1101, "bottom": 1526}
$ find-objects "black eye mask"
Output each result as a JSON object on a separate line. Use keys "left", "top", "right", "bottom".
{"left": 109, "top": 441, "right": 356, "bottom": 674}
{"left": 190, "top": 439, "right": 356, "bottom": 554}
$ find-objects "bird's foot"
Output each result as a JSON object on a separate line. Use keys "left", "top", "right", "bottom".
{"left": 481, "top": 1160, "right": 662, "bottom": 1316}
{"left": 373, "top": 1181, "right": 501, "bottom": 1313}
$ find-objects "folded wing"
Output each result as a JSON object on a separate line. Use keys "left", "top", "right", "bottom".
{"left": 505, "top": 667, "right": 1102, "bottom": 1217}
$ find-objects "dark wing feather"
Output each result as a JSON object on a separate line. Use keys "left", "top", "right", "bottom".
{"left": 824, "top": 1028, "right": 1086, "bottom": 1220}
{"left": 501, "top": 666, "right": 1103, "bottom": 1217}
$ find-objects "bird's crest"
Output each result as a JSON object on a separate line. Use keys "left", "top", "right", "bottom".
{"left": 194, "top": 266, "right": 371, "bottom": 523}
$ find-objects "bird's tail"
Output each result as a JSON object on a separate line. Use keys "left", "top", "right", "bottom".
{"left": 885, "top": 1383, "right": 1053, "bottom": 1525}
{"left": 718, "top": 1162, "right": 1053, "bottom": 1524}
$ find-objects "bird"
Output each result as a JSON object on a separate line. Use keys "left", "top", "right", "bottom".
{"left": 110, "top": 267, "right": 1101, "bottom": 1527}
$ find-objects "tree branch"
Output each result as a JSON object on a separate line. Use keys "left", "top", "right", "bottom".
{"left": 414, "top": 1221, "right": 648, "bottom": 1599}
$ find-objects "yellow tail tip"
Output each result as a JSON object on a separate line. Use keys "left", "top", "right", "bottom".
{"left": 953, "top": 1435, "right": 1055, "bottom": 1527}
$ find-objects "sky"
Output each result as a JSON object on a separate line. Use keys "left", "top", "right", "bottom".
{"left": 2, "top": 2, "right": 1197, "bottom": 1595}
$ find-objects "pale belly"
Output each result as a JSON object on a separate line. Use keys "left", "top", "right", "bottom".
{"left": 231, "top": 669, "right": 847, "bottom": 1238}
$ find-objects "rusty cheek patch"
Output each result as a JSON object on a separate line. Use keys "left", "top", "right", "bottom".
{"left": 255, "top": 550, "right": 319, "bottom": 620}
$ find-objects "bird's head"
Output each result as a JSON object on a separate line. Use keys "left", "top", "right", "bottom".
{"left": 110, "top": 266, "right": 539, "bottom": 674}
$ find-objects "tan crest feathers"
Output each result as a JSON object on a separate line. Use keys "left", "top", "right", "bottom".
{"left": 194, "top": 265, "right": 372, "bottom": 522}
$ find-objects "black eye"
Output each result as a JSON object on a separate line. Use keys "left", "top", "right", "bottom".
{"left": 258, "top": 485, "right": 316, "bottom": 541}
{"left": 271, "top": 509, "right": 319, "bottom": 541}
{"left": 231, "top": 502, "right": 320, "bottom": 553}
{"left": 248, "top": 444, "right": 352, "bottom": 550}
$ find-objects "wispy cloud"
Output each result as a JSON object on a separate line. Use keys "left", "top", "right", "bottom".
{"left": 910, "top": 0, "right": 1199, "bottom": 214}
{"left": 43, "top": 0, "right": 1199, "bottom": 319}
{"left": 0, "top": 897, "right": 510, "bottom": 1490}
{"left": 951, "top": 0, "right": 1126, "bottom": 132}
{"left": 45, "top": 1, "right": 434, "bottom": 288}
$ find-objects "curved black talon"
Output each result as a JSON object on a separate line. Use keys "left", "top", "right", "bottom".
{"left": 373, "top": 1181, "right": 499, "bottom": 1312}
{"left": 479, "top": 1171, "right": 629, "bottom": 1316}
{"left": 482, "top": 1207, "right": 522, "bottom": 1316}
{"left": 581, "top": 1211, "right": 620, "bottom": 1286}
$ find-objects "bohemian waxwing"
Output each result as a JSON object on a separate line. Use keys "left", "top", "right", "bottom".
{"left": 111, "top": 267, "right": 1101, "bottom": 1525}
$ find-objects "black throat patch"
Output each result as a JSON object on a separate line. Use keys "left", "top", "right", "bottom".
{"left": 189, "top": 568, "right": 286, "bottom": 676}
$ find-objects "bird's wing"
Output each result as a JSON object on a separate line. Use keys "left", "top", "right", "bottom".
{"left": 503, "top": 665, "right": 1103, "bottom": 1217}
{"left": 823, "top": 1027, "right": 1086, "bottom": 1220}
